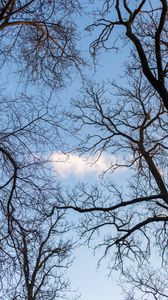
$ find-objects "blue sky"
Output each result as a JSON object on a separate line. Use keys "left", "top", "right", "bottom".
{"left": 52, "top": 154, "right": 129, "bottom": 300}
{"left": 2, "top": 4, "right": 130, "bottom": 299}
{"left": 69, "top": 246, "right": 123, "bottom": 300}
{"left": 53, "top": 24, "right": 129, "bottom": 298}
{"left": 3, "top": 2, "right": 166, "bottom": 299}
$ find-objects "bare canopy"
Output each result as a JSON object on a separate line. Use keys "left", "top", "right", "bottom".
{"left": 87, "top": 0, "right": 168, "bottom": 110}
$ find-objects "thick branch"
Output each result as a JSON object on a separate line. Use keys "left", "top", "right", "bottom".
{"left": 116, "top": 215, "right": 168, "bottom": 245}
{"left": 126, "top": 25, "right": 168, "bottom": 110}
{"left": 155, "top": 0, "right": 168, "bottom": 82}
{"left": 57, "top": 194, "right": 163, "bottom": 213}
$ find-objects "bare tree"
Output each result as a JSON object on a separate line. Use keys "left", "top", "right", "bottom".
{"left": 87, "top": 0, "right": 168, "bottom": 110}
{"left": 0, "top": 93, "right": 75, "bottom": 300}
{"left": 0, "top": 0, "right": 83, "bottom": 88}
{"left": 0, "top": 1, "right": 85, "bottom": 297}
{"left": 1, "top": 205, "right": 72, "bottom": 300}
{"left": 59, "top": 70, "right": 168, "bottom": 296}
{"left": 4, "top": 209, "right": 71, "bottom": 300}
{"left": 56, "top": 2, "right": 168, "bottom": 296}
{"left": 120, "top": 264, "right": 168, "bottom": 300}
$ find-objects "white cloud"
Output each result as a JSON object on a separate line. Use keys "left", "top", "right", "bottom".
{"left": 51, "top": 152, "right": 123, "bottom": 178}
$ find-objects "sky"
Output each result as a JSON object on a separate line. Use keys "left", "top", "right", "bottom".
{"left": 2, "top": 3, "right": 130, "bottom": 300}
{"left": 50, "top": 23, "right": 130, "bottom": 296}
{"left": 49, "top": 14, "right": 129, "bottom": 296}
{"left": 51, "top": 153, "right": 127, "bottom": 300}
{"left": 69, "top": 247, "right": 123, "bottom": 300}
{"left": 2, "top": 2, "right": 167, "bottom": 299}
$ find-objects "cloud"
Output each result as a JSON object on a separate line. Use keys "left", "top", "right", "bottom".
{"left": 51, "top": 152, "right": 123, "bottom": 178}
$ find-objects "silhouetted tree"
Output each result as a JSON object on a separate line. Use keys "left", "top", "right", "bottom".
{"left": 87, "top": 0, "right": 168, "bottom": 110}
{"left": 121, "top": 265, "right": 168, "bottom": 300}
{"left": 0, "top": 1, "right": 83, "bottom": 298}
{"left": 0, "top": 94, "right": 74, "bottom": 300}
{"left": 0, "top": 0, "right": 82, "bottom": 88}
{"left": 59, "top": 2, "right": 168, "bottom": 297}
{"left": 61, "top": 70, "right": 168, "bottom": 297}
